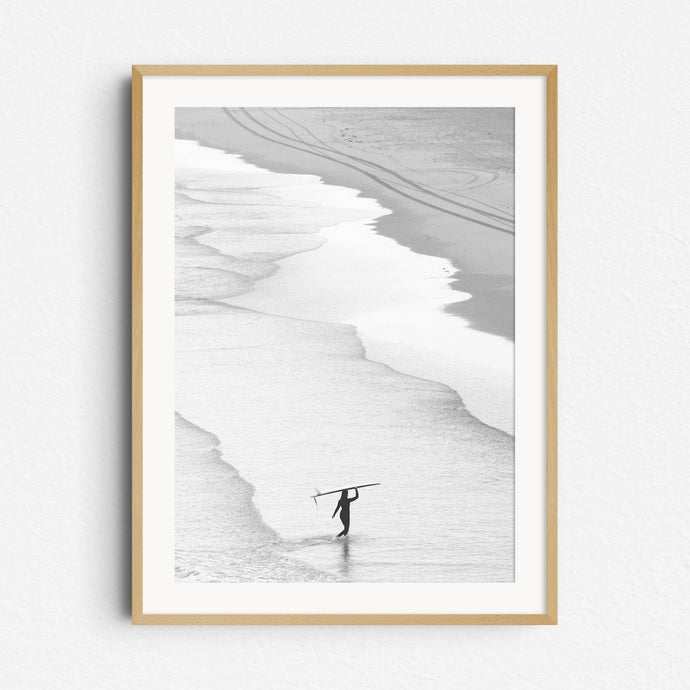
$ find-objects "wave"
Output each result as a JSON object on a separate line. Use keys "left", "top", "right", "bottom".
{"left": 175, "top": 413, "right": 341, "bottom": 582}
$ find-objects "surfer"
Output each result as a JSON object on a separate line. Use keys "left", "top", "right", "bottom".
{"left": 332, "top": 488, "right": 359, "bottom": 537}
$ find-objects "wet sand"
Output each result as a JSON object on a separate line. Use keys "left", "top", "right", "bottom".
{"left": 176, "top": 107, "right": 515, "bottom": 340}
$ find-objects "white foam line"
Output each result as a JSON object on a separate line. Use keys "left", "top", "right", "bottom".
{"left": 176, "top": 139, "right": 513, "bottom": 433}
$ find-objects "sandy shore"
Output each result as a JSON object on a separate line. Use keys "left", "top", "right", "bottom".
{"left": 176, "top": 107, "right": 515, "bottom": 340}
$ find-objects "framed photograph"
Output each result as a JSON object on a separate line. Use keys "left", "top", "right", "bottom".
{"left": 132, "top": 65, "right": 557, "bottom": 624}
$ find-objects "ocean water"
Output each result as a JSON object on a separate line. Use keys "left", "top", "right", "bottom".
{"left": 175, "top": 139, "right": 514, "bottom": 582}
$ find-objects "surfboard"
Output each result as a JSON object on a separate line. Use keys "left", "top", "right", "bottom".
{"left": 310, "top": 483, "right": 381, "bottom": 504}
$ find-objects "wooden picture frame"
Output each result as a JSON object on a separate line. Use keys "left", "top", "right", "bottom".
{"left": 132, "top": 65, "right": 557, "bottom": 624}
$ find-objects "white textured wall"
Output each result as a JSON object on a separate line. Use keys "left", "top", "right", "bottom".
{"left": 2, "top": 1, "right": 688, "bottom": 687}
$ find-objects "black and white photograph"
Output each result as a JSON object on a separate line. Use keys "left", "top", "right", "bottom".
{"left": 6, "top": 0, "right": 690, "bottom": 682}
{"left": 174, "top": 107, "right": 516, "bottom": 584}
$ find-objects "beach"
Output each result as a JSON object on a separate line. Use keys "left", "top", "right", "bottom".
{"left": 174, "top": 115, "right": 514, "bottom": 583}
{"left": 177, "top": 107, "right": 516, "bottom": 340}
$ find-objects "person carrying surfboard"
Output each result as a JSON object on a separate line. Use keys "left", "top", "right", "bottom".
{"left": 332, "top": 488, "right": 358, "bottom": 537}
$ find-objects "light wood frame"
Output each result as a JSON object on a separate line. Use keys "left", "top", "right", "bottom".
{"left": 132, "top": 65, "right": 557, "bottom": 625}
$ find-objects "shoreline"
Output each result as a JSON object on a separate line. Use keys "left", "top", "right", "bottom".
{"left": 177, "top": 138, "right": 513, "bottom": 432}
{"left": 228, "top": 212, "right": 514, "bottom": 434}
{"left": 175, "top": 412, "right": 341, "bottom": 582}
{"left": 176, "top": 107, "right": 515, "bottom": 341}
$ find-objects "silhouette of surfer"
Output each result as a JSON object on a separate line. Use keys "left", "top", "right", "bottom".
{"left": 332, "top": 488, "right": 358, "bottom": 537}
